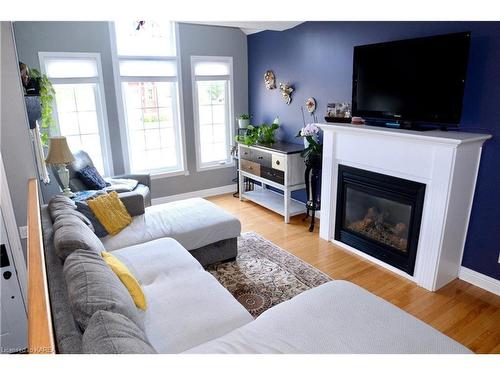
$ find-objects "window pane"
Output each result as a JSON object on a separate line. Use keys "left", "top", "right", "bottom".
{"left": 194, "top": 61, "right": 230, "bottom": 76}
{"left": 122, "top": 81, "right": 181, "bottom": 173}
{"left": 195, "top": 80, "right": 230, "bottom": 165}
{"left": 45, "top": 58, "right": 98, "bottom": 78}
{"left": 78, "top": 111, "right": 99, "bottom": 134}
{"left": 119, "top": 60, "right": 177, "bottom": 77}
{"left": 115, "top": 20, "right": 175, "bottom": 57}
{"left": 53, "top": 85, "right": 76, "bottom": 112}
{"left": 158, "top": 108, "right": 172, "bottom": 127}
{"left": 57, "top": 112, "right": 79, "bottom": 135}
{"left": 53, "top": 83, "right": 106, "bottom": 175}
{"left": 74, "top": 85, "right": 96, "bottom": 111}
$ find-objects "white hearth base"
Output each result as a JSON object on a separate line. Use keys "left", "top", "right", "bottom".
{"left": 318, "top": 123, "right": 491, "bottom": 291}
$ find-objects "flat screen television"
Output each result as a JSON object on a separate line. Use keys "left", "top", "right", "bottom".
{"left": 352, "top": 32, "right": 471, "bottom": 129}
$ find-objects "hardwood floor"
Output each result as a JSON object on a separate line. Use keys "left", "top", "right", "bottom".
{"left": 207, "top": 193, "right": 500, "bottom": 354}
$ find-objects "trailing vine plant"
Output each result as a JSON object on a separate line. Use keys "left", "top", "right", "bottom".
{"left": 29, "top": 68, "right": 56, "bottom": 146}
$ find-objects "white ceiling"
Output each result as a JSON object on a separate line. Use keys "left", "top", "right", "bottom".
{"left": 184, "top": 21, "right": 303, "bottom": 35}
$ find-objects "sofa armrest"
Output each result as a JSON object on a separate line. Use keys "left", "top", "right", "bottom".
{"left": 118, "top": 191, "right": 146, "bottom": 216}
{"left": 113, "top": 173, "right": 151, "bottom": 188}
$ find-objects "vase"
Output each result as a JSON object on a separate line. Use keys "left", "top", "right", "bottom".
{"left": 238, "top": 119, "right": 250, "bottom": 128}
{"left": 303, "top": 134, "right": 318, "bottom": 149}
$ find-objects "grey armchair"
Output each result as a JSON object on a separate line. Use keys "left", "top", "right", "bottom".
{"left": 52, "top": 150, "right": 151, "bottom": 212}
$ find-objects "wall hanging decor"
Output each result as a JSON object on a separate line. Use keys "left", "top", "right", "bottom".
{"left": 279, "top": 82, "right": 294, "bottom": 105}
{"left": 264, "top": 70, "right": 276, "bottom": 90}
{"left": 305, "top": 97, "right": 316, "bottom": 113}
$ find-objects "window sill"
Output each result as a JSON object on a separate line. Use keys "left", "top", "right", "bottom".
{"left": 196, "top": 161, "right": 235, "bottom": 172}
{"left": 150, "top": 169, "right": 190, "bottom": 180}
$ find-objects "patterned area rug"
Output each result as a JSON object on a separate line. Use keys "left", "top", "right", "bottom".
{"left": 206, "top": 232, "right": 332, "bottom": 317}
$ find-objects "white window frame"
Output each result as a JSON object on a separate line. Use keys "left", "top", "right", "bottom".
{"left": 109, "top": 22, "right": 188, "bottom": 178}
{"left": 38, "top": 51, "right": 114, "bottom": 176}
{"left": 191, "top": 56, "right": 235, "bottom": 172}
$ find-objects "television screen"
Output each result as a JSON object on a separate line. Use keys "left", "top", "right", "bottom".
{"left": 352, "top": 32, "right": 471, "bottom": 127}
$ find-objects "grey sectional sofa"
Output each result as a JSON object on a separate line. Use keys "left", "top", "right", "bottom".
{"left": 41, "top": 196, "right": 471, "bottom": 354}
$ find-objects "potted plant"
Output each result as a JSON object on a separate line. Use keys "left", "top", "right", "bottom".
{"left": 235, "top": 124, "right": 260, "bottom": 146}
{"left": 235, "top": 117, "right": 281, "bottom": 146}
{"left": 257, "top": 122, "right": 280, "bottom": 146}
{"left": 296, "top": 123, "right": 323, "bottom": 231}
{"left": 28, "top": 68, "right": 56, "bottom": 146}
{"left": 237, "top": 114, "right": 252, "bottom": 128}
{"left": 296, "top": 123, "right": 322, "bottom": 166}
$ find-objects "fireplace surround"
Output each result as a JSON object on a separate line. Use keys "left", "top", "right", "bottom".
{"left": 318, "top": 123, "right": 491, "bottom": 291}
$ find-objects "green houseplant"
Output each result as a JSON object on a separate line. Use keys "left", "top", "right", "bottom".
{"left": 257, "top": 122, "right": 280, "bottom": 145}
{"left": 235, "top": 117, "right": 280, "bottom": 147}
{"left": 237, "top": 113, "right": 252, "bottom": 128}
{"left": 235, "top": 124, "right": 260, "bottom": 146}
{"left": 29, "top": 68, "right": 56, "bottom": 145}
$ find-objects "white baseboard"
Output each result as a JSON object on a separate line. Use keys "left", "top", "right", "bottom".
{"left": 459, "top": 267, "right": 500, "bottom": 296}
{"left": 152, "top": 184, "right": 237, "bottom": 205}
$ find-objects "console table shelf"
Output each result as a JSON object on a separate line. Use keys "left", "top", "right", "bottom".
{"left": 241, "top": 186, "right": 305, "bottom": 218}
{"left": 238, "top": 142, "right": 306, "bottom": 223}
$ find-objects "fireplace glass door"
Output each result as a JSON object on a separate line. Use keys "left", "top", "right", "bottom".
{"left": 344, "top": 188, "right": 412, "bottom": 253}
{"left": 335, "top": 165, "right": 426, "bottom": 275}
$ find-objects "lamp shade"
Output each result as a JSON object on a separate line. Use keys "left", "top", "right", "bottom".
{"left": 45, "top": 136, "right": 75, "bottom": 165}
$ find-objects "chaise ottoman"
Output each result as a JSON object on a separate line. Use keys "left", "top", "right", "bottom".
{"left": 100, "top": 198, "right": 241, "bottom": 266}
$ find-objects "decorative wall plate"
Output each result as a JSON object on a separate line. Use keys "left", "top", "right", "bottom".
{"left": 279, "top": 82, "right": 294, "bottom": 105}
{"left": 305, "top": 97, "right": 316, "bottom": 113}
{"left": 264, "top": 70, "right": 276, "bottom": 90}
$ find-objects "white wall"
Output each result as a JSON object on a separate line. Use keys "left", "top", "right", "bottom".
{"left": 1, "top": 22, "right": 37, "bottom": 258}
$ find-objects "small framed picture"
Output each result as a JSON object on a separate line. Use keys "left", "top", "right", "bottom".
{"left": 326, "top": 102, "right": 351, "bottom": 118}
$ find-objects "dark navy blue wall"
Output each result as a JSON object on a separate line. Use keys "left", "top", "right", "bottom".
{"left": 248, "top": 21, "right": 500, "bottom": 280}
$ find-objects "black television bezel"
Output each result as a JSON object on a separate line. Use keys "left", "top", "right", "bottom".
{"left": 351, "top": 31, "right": 471, "bottom": 128}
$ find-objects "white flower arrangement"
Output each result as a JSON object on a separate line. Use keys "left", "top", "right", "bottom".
{"left": 299, "top": 123, "right": 320, "bottom": 137}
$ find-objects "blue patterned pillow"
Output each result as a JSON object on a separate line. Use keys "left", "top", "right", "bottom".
{"left": 76, "top": 166, "right": 107, "bottom": 190}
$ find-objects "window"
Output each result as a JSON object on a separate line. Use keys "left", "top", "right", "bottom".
{"left": 112, "top": 21, "right": 185, "bottom": 175}
{"left": 191, "top": 56, "right": 234, "bottom": 170}
{"left": 40, "top": 53, "right": 112, "bottom": 175}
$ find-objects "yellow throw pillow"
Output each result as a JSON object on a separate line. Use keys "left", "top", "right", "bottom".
{"left": 87, "top": 191, "right": 132, "bottom": 235}
{"left": 101, "top": 251, "right": 147, "bottom": 310}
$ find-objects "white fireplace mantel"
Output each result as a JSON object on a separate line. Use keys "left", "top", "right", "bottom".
{"left": 318, "top": 122, "right": 491, "bottom": 291}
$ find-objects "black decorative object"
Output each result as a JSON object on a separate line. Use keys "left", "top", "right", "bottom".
{"left": 303, "top": 153, "right": 322, "bottom": 232}
{"left": 25, "top": 95, "right": 41, "bottom": 129}
{"left": 324, "top": 116, "right": 352, "bottom": 123}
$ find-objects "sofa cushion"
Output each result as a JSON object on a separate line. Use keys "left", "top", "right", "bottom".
{"left": 48, "top": 195, "right": 77, "bottom": 212}
{"left": 101, "top": 198, "right": 241, "bottom": 252}
{"left": 111, "top": 238, "right": 203, "bottom": 285}
{"left": 185, "top": 281, "right": 472, "bottom": 354}
{"left": 101, "top": 251, "right": 147, "bottom": 310}
{"left": 53, "top": 215, "right": 105, "bottom": 260}
{"left": 82, "top": 311, "right": 156, "bottom": 354}
{"left": 63, "top": 249, "right": 144, "bottom": 331}
{"left": 115, "top": 187, "right": 147, "bottom": 216}
{"left": 75, "top": 201, "right": 109, "bottom": 238}
{"left": 51, "top": 208, "right": 94, "bottom": 231}
{"left": 110, "top": 238, "right": 253, "bottom": 353}
{"left": 143, "top": 272, "right": 253, "bottom": 353}
{"left": 76, "top": 165, "right": 108, "bottom": 190}
{"left": 87, "top": 191, "right": 132, "bottom": 235}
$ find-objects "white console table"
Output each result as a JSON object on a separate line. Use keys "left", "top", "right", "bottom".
{"left": 238, "top": 142, "right": 306, "bottom": 223}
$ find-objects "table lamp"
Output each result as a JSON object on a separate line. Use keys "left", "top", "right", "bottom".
{"left": 45, "top": 136, "right": 75, "bottom": 197}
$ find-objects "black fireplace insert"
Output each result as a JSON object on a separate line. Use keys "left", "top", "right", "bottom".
{"left": 335, "top": 165, "right": 426, "bottom": 275}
